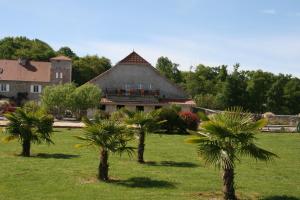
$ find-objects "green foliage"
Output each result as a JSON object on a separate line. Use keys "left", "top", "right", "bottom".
{"left": 41, "top": 83, "right": 76, "bottom": 119}
{"left": 187, "top": 107, "right": 276, "bottom": 169}
{"left": 0, "top": 36, "right": 56, "bottom": 61}
{"left": 41, "top": 83, "right": 101, "bottom": 120}
{"left": 76, "top": 119, "right": 134, "bottom": 155}
{"left": 156, "top": 107, "right": 186, "bottom": 134}
{"left": 2, "top": 107, "right": 54, "bottom": 156}
{"left": 156, "top": 56, "right": 182, "bottom": 83}
{"left": 70, "top": 83, "right": 102, "bottom": 119}
{"left": 56, "top": 46, "right": 78, "bottom": 59}
{"left": 72, "top": 55, "right": 111, "bottom": 85}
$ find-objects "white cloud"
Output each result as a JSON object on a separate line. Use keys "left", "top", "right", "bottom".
{"left": 261, "top": 9, "right": 276, "bottom": 15}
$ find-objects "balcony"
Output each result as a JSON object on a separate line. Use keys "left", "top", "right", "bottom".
{"left": 104, "top": 88, "right": 160, "bottom": 97}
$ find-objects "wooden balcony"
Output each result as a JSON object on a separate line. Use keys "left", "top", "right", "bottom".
{"left": 104, "top": 88, "right": 160, "bottom": 97}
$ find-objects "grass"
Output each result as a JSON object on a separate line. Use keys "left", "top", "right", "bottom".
{"left": 0, "top": 129, "right": 299, "bottom": 200}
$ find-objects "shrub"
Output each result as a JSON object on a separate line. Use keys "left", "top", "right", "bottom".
{"left": 179, "top": 111, "right": 199, "bottom": 131}
{"left": 156, "top": 107, "right": 186, "bottom": 134}
{"left": 297, "top": 122, "right": 300, "bottom": 133}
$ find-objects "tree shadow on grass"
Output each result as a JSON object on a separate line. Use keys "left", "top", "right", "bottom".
{"left": 34, "top": 153, "right": 80, "bottom": 159}
{"left": 145, "top": 161, "right": 198, "bottom": 168}
{"left": 260, "top": 196, "right": 300, "bottom": 200}
{"left": 111, "top": 177, "right": 176, "bottom": 188}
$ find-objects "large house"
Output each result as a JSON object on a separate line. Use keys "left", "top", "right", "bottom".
{"left": 0, "top": 56, "right": 72, "bottom": 102}
{"left": 89, "top": 51, "right": 195, "bottom": 113}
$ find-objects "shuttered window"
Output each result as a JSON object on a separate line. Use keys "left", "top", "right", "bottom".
{"left": 0, "top": 83, "right": 9, "bottom": 92}
{"left": 30, "top": 85, "right": 42, "bottom": 93}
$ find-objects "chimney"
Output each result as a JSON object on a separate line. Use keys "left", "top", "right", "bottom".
{"left": 18, "top": 58, "right": 28, "bottom": 66}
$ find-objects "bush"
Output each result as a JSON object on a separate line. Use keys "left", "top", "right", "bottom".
{"left": 179, "top": 111, "right": 199, "bottom": 131}
{"left": 156, "top": 107, "right": 186, "bottom": 134}
{"left": 0, "top": 100, "right": 16, "bottom": 114}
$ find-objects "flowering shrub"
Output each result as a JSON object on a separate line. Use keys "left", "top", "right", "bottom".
{"left": 179, "top": 111, "right": 199, "bottom": 131}
{"left": 0, "top": 100, "right": 16, "bottom": 114}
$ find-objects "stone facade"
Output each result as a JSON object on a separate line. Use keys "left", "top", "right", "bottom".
{"left": 0, "top": 56, "right": 72, "bottom": 103}
{"left": 88, "top": 51, "right": 195, "bottom": 115}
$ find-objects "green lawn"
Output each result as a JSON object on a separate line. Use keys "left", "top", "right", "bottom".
{"left": 0, "top": 129, "right": 299, "bottom": 200}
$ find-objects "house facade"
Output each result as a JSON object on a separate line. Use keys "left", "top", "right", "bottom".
{"left": 89, "top": 51, "right": 195, "bottom": 114}
{"left": 0, "top": 56, "right": 72, "bottom": 102}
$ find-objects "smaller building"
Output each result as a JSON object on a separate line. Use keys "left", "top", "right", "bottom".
{"left": 0, "top": 56, "right": 72, "bottom": 103}
{"left": 89, "top": 51, "right": 195, "bottom": 114}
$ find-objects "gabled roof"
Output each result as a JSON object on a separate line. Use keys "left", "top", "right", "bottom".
{"left": 0, "top": 59, "right": 51, "bottom": 82}
{"left": 50, "top": 55, "right": 72, "bottom": 61}
{"left": 117, "top": 51, "right": 151, "bottom": 65}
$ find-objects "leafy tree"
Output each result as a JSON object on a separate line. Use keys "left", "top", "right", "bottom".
{"left": 75, "top": 118, "right": 134, "bottom": 181}
{"left": 71, "top": 83, "right": 102, "bottom": 119}
{"left": 186, "top": 108, "right": 277, "bottom": 200}
{"left": 124, "top": 110, "right": 164, "bottom": 163}
{"left": 56, "top": 46, "right": 78, "bottom": 59}
{"left": 217, "top": 64, "right": 248, "bottom": 109}
{"left": 3, "top": 108, "right": 54, "bottom": 157}
{"left": 0, "top": 36, "right": 56, "bottom": 61}
{"left": 156, "top": 56, "right": 182, "bottom": 83}
{"left": 283, "top": 78, "right": 300, "bottom": 114}
{"left": 41, "top": 83, "right": 76, "bottom": 119}
{"left": 72, "top": 55, "right": 111, "bottom": 85}
{"left": 266, "top": 75, "right": 289, "bottom": 114}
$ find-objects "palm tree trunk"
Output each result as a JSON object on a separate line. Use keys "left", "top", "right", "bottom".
{"left": 21, "top": 140, "right": 31, "bottom": 157}
{"left": 137, "top": 131, "right": 145, "bottom": 163}
{"left": 222, "top": 168, "right": 236, "bottom": 200}
{"left": 98, "top": 149, "right": 109, "bottom": 181}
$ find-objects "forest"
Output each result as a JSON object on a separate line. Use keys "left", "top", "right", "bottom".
{"left": 1, "top": 36, "right": 299, "bottom": 115}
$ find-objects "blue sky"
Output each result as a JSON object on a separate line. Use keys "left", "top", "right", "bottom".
{"left": 0, "top": 0, "right": 300, "bottom": 76}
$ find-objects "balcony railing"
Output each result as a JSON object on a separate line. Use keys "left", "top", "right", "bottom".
{"left": 104, "top": 88, "right": 160, "bottom": 97}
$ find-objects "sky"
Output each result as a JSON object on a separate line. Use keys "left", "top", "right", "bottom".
{"left": 0, "top": 0, "right": 300, "bottom": 76}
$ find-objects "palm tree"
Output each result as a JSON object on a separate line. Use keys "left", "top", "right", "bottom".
{"left": 124, "top": 110, "right": 164, "bottom": 163}
{"left": 3, "top": 108, "right": 54, "bottom": 157}
{"left": 75, "top": 118, "right": 134, "bottom": 181}
{"left": 186, "top": 107, "right": 277, "bottom": 200}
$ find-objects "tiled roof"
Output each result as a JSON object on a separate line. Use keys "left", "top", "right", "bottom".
{"left": 0, "top": 59, "right": 51, "bottom": 82}
{"left": 117, "top": 51, "right": 150, "bottom": 65}
{"left": 50, "top": 55, "right": 72, "bottom": 61}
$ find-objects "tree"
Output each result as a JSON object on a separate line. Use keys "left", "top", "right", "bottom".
{"left": 0, "top": 36, "right": 56, "bottom": 61}
{"left": 56, "top": 46, "right": 78, "bottom": 59}
{"left": 186, "top": 107, "right": 277, "bottom": 200}
{"left": 71, "top": 83, "right": 102, "bottom": 119}
{"left": 217, "top": 64, "right": 248, "bottom": 109}
{"left": 156, "top": 56, "right": 182, "bottom": 83}
{"left": 75, "top": 118, "right": 134, "bottom": 181}
{"left": 41, "top": 83, "right": 76, "bottom": 119}
{"left": 124, "top": 110, "right": 164, "bottom": 163}
{"left": 72, "top": 55, "right": 111, "bottom": 85}
{"left": 266, "top": 75, "right": 289, "bottom": 114}
{"left": 3, "top": 108, "right": 54, "bottom": 157}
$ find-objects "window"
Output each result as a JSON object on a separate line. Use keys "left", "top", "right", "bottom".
{"left": 60, "top": 72, "right": 63, "bottom": 79}
{"left": 30, "top": 85, "right": 42, "bottom": 93}
{"left": 136, "top": 106, "right": 144, "bottom": 111}
{"left": 0, "top": 84, "right": 9, "bottom": 92}
{"left": 55, "top": 72, "right": 59, "bottom": 78}
{"left": 117, "top": 105, "right": 125, "bottom": 110}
